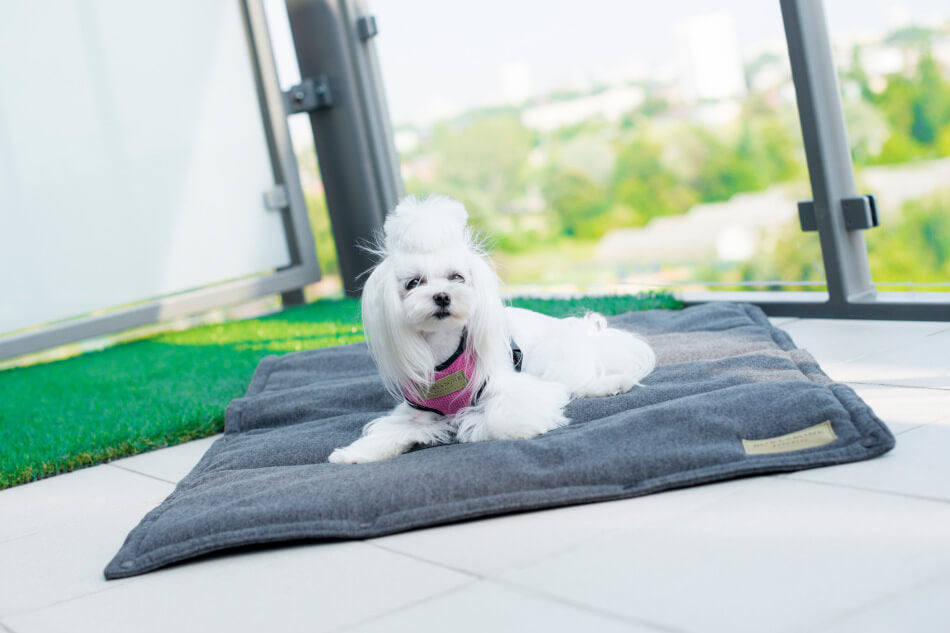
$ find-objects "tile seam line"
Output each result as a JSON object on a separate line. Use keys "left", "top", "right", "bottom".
{"left": 363, "top": 540, "right": 484, "bottom": 580}
{"left": 787, "top": 325, "right": 948, "bottom": 365}
{"left": 845, "top": 380, "right": 950, "bottom": 392}
{"left": 835, "top": 323, "right": 950, "bottom": 364}
{"left": 324, "top": 580, "right": 478, "bottom": 633}
{"left": 925, "top": 324, "right": 950, "bottom": 337}
{"left": 0, "top": 531, "right": 41, "bottom": 546}
{"left": 785, "top": 475, "right": 950, "bottom": 506}
{"left": 363, "top": 482, "right": 752, "bottom": 588}
{"left": 2, "top": 579, "right": 136, "bottom": 620}
{"left": 492, "top": 576, "right": 689, "bottom": 633}
{"left": 797, "top": 567, "right": 950, "bottom": 633}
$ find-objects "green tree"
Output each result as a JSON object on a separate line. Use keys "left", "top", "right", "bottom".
{"left": 871, "top": 52, "right": 950, "bottom": 162}
{"left": 737, "top": 107, "right": 805, "bottom": 184}
{"left": 866, "top": 191, "right": 950, "bottom": 284}
{"left": 429, "top": 110, "right": 535, "bottom": 207}
{"left": 689, "top": 129, "right": 763, "bottom": 202}
{"left": 686, "top": 105, "right": 804, "bottom": 203}
{"left": 911, "top": 55, "right": 950, "bottom": 145}
{"left": 875, "top": 130, "right": 927, "bottom": 164}
{"left": 611, "top": 137, "right": 697, "bottom": 224}
{"left": 541, "top": 168, "right": 610, "bottom": 239}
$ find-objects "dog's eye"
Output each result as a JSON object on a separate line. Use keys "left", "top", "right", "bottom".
{"left": 405, "top": 278, "right": 423, "bottom": 291}
{"left": 449, "top": 273, "right": 465, "bottom": 283}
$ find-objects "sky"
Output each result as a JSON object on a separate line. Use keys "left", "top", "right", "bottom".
{"left": 266, "top": 0, "right": 950, "bottom": 127}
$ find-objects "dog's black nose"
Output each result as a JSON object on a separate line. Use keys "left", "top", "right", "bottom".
{"left": 433, "top": 292, "right": 451, "bottom": 307}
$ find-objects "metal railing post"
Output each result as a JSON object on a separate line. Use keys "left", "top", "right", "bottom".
{"left": 284, "top": 0, "right": 404, "bottom": 296}
{"left": 780, "top": 0, "right": 876, "bottom": 306}
{"left": 676, "top": 2, "right": 950, "bottom": 319}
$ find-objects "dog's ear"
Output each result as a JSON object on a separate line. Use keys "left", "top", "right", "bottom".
{"left": 361, "top": 259, "right": 433, "bottom": 399}
{"left": 466, "top": 251, "right": 512, "bottom": 387}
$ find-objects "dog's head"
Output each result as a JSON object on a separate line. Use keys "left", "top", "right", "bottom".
{"left": 379, "top": 195, "right": 478, "bottom": 335}
{"left": 360, "top": 196, "right": 511, "bottom": 399}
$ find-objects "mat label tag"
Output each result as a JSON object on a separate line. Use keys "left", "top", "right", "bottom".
{"left": 742, "top": 421, "right": 838, "bottom": 455}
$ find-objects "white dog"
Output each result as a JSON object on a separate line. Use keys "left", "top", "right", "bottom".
{"left": 328, "top": 195, "right": 655, "bottom": 464}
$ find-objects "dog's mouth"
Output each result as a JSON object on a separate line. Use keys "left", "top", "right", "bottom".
{"left": 433, "top": 308, "right": 452, "bottom": 320}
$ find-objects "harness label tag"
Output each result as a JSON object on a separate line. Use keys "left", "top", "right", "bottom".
{"left": 422, "top": 369, "right": 469, "bottom": 399}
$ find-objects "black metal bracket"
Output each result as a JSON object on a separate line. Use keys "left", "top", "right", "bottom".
{"left": 262, "top": 185, "right": 289, "bottom": 211}
{"left": 283, "top": 76, "right": 333, "bottom": 114}
{"left": 842, "top": 195, "right": 879, "bottom": 230}
{"left": 798, "top": 194, "right": 879, "bottom": 232}
{"left": 357, "top": 15, "right": 378, "bottom": 40}
{"left": 797, "top": 200, "right": 818, "bottom": 232}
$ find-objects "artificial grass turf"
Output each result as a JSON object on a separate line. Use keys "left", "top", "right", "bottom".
{"left": 0, "top": 292, "right": 681, "bottom": 489}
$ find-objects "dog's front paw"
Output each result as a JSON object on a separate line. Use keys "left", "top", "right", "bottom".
{"left": 327, "top": 443, "right": 385, "bottom": 464}
{"left": 327, "top": 434, "right": 409, "bottom": 464}
{"left": 328, "top": 446, "right": 364, "bottom": 464}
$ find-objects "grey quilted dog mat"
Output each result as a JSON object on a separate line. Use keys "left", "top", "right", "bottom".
{"left": 105, "top": 303, "right": 894, "bottom": 579}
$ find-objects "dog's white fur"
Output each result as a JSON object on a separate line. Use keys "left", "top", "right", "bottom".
{"left": 328, "top": 195, "right": 656, "bottom": 464}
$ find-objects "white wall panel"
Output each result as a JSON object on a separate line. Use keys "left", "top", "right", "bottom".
{"left": 0, "top": 0, "right": 291, "bottom": 334}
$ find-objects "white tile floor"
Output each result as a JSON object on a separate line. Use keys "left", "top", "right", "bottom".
{"left": 2, "top": 317, "right": 950, "bottom": 633}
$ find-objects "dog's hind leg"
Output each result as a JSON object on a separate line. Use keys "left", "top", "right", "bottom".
{"left": 455, "top": 372, "right": 570, "bottom": 443}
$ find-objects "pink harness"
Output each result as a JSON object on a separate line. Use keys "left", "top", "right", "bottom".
{"left": 404, "top": 333, "right": 522, "bottom": 417}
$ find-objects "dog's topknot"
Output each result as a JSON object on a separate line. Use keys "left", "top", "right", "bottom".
{"left": 384, "top": 195, "right": 470, "bottom": 254}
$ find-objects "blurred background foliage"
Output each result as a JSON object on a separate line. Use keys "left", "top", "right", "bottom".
{"left": 303, "top": 23, "right": 950, "bottom": 293}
